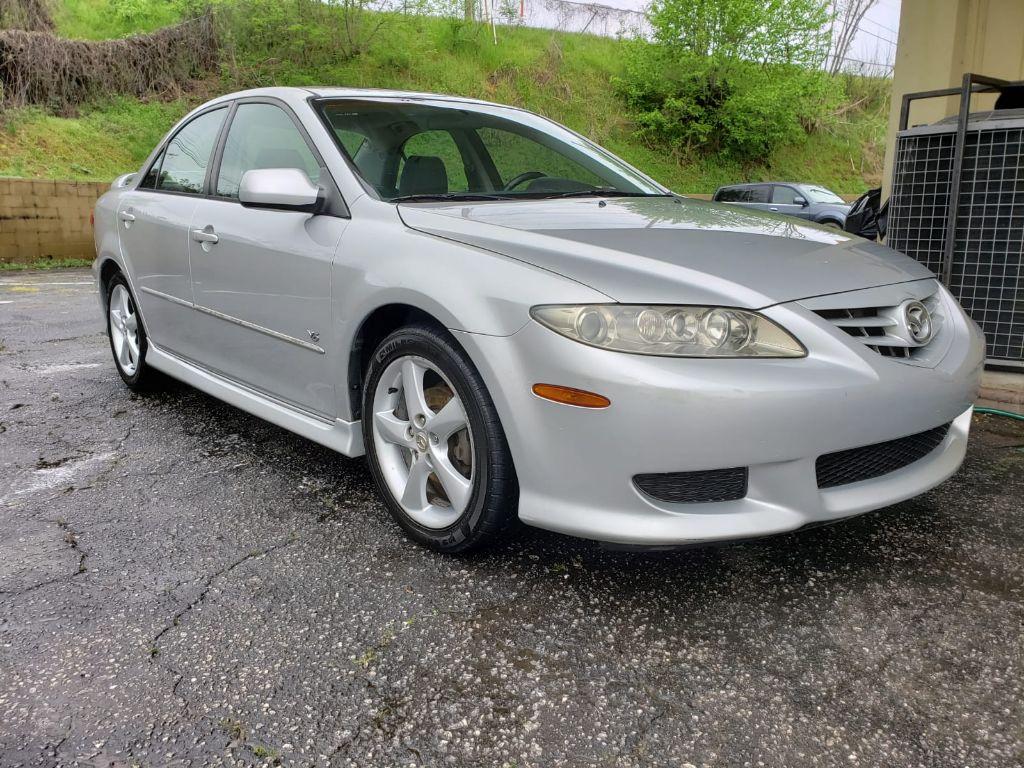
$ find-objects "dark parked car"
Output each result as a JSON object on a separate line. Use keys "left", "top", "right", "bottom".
{"left": 844, "top": 187, "right": 888, "bottom": 241}
{"left": 712, "top": 182, "right": 851, "bottom": 228}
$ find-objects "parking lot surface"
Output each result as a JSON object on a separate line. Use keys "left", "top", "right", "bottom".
{"left": 1, "top": 269, "right": 1023, "bottom": 767}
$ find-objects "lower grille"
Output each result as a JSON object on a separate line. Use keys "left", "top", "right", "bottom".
{"left": 815, "top": 424, "right": 951, "bottom": 489}
{"left": 634, "top": 467, "right": 748, "bottom": 504}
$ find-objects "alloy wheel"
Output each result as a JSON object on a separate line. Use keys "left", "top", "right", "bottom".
{"left": 371, "top": 355, "right": 475, "bottom": 529}
{"left": 109, "top": 283, "right": 140, "bottom": 376}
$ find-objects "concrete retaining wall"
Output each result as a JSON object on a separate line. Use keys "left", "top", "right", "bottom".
{"left": 0, "top": 178, "right": 107, "bottom": 265}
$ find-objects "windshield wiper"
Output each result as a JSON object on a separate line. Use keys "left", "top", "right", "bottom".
{"left": 531, "top": 188, "right": 673, "bottom": 200}
{"left": 391, "top": 192, "right": 512, "bottom": 203}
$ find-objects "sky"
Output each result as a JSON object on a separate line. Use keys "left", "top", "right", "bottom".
{"left": 845, "top": 0, "right": 902, "bottom": 72}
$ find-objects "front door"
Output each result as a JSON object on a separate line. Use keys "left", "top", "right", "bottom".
{"left": 769, "top": 185, "right": 811, "bottom": 220}
{"left": 117, "top": 106, "right": 227, "bottom": 358}
{"left": 188, "top": 101, "right": 346, "bottom": 418}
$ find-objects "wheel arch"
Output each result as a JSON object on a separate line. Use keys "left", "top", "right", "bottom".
{"left": 817, "top": 216, "right": 844, "bottom": 228}
{"left": 98, "top": 257, "right": 122, "bottom": 303}
{"left": 347, "top": 303, "right": 452, "bottom": 421}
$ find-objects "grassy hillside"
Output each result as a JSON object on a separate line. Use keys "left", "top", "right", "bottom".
{"left": 0, "top": 0, "right": 888, "bottom": 193}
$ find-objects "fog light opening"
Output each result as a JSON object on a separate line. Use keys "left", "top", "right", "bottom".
{"left": 532, "top": 383, "right": 611, "bottom": 408}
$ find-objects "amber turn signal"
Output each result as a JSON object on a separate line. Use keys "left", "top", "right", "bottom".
{"left": 532, "top": 383, "right": 611, "bottom": 408}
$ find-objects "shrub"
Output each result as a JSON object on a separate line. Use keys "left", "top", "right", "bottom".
{"left": 615, "top": 0, "right": 841, "bottom": 163}
{"left": 0, "top": 13, "right": 217, "bottom": 112}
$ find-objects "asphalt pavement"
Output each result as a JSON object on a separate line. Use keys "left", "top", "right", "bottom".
{"left": 1, "top": 269, "right": 1022, "bottom": 767}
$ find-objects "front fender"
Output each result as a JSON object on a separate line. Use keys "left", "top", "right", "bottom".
{"left": 330, "top": 203, "right": 610, "bottom": 420}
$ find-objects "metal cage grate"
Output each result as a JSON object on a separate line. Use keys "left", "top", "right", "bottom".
{"left": 889, "top": 111, "right": 1024, "bottom": 365}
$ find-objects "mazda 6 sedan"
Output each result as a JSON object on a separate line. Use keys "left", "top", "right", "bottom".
{"left": 93, "top": 87, "right": 985, "bottom": 552}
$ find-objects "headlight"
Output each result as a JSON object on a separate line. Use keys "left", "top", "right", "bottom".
{"left": 530, "top": 305, "right": 805, "bottom": 358}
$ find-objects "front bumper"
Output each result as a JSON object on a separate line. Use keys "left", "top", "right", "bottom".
{"left": 456, "top": 291, "right": 985, "bottom": 546}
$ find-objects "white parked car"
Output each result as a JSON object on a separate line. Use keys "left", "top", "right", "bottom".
{"left": 93, "top": 88, "right": 985, "bottom": 552}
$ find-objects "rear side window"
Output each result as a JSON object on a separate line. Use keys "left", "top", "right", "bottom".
{"left": 715, "top": 187, "right": 743, "bottom": 202}
{"left": 138, "top": 150, "right": 164, "bottom": 189}
{"left": 149, "top": 108, "right": 226, "bottom": 194}
{"left": 215, "top": 103, "right": 322, "bottom": 199}
{"left": 744, "top": 185, "right": 771, "bottom": 203}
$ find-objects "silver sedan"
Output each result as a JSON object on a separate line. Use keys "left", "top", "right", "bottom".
{"left": 93, "top": 88, "right": 985, "bottom": 552}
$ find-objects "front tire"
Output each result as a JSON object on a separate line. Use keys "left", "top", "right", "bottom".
{"left": 362, "top": 323, "right": 518, "bottom": 553}
{"left": 105, "top": 273, "right": 159, "bottom": 392}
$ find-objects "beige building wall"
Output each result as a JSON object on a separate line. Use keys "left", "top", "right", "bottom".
{"left": 0, "top": 178, "right": 107, "bottom": 265}
{"left": 883, "top": 0, "right": 1024, "bottom": 196}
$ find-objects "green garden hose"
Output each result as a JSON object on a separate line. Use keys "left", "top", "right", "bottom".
{"left": 975, "top": 406, "right": 1024, "bottom": 422}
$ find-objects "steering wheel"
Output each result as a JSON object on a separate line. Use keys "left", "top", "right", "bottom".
{"left": 503, "top": 170, "right": 546, "bottom": 191}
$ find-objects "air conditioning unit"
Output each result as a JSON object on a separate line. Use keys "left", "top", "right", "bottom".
{"left": 888, "top": 75, "right": 1024, "bottom": 367}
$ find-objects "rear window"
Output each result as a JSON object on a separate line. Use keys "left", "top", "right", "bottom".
{"left": 716, "top": 186, "right": 769, "bottom": 203}
{"left": 715, "top": 187, "right": 744, "bottom": 202}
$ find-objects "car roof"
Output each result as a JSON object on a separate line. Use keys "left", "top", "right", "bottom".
{"left": 203, "top": 85, "right": 511, "bottom": 110}
{"left": 718, "top": 181, "right": 804, "bottom": 189}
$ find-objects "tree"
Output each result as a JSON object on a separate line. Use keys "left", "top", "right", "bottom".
{"left": 828, "top": 0, "right": 879, "bottom": 74}
{"left": 615, "top": 0, "right": 840, "bottom": 161}
{"left": 647, "top": 0, "right": 832, "bottom": 68}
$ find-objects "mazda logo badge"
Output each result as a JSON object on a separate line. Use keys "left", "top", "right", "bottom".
{"left": 903, "top": 300, "right": 933, "bottom": 344}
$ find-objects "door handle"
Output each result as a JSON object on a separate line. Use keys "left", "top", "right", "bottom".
{"left": 119, "top": 211, "right": 135, "bottom": 222}
{"left": 192, "top": 228, "right": 219, "bottom": 245}
{"left": 769, "top": 207, "right": 779, "bottom": 211}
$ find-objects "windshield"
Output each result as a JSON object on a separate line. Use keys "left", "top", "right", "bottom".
{"left": 316, "top": 99, "right": 667, "bottom": 202}
{"left": 802, "top": 186, "right": 845, "bottom": 204}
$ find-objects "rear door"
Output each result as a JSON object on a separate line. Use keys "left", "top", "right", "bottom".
{"left": 769, "top": 184, "right": 811, "bottom": 219}
{"left": 742, "top": 184, "right": 773, "bottom": 212}
{"left": 116, "top": 106, "right": 227, "bottom": 358}
{"left": 187, "top": 99, "right": 347, "bottom": 418}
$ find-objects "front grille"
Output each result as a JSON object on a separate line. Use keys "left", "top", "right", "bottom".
{"left": 813, "top": 290, "right": 941, "bottom": 361}
{"left": 633, "top": 467, "right": 748, "bottom": 503}
{"left": 815, "top": 424, "right": 950, "bottom": 489}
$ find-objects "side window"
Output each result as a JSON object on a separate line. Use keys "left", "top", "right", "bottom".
{"left": 772, "top": 185, "right": 801, "bottom": 204}
{"left": 716, "top": 187, "right": 740, "bottom": 202}
{"left": 138, "top": 149, "right": 165, "bottom": 189}
{"left": 216, "top": 103, "right": 321, "bottom": 199}
{"left": 746, "top": 185, "right": 771, "bottom": 203}
{"left": 476, "top": 127, "right": 603, "bottom": 188}
{"left": 398, "top": 130, "right": 468, "bottom": 193}
{"left": 154, "top": 108, "right": 226, "bottom": 194}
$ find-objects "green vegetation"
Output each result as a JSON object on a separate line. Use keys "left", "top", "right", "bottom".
{"left": 617, "top": 0, "right": 840, "bottom": 162}
{"left": 0, "top": 258, "right": 93, "bottom": 270}
{"left": 0, "top": 0, "right": 890, "bottom": 193}
{"left": 52, "top": 0, "right": 186, "bottom": 39}
{"left": 0, "top": 98, "right": 187, "bottom": 179}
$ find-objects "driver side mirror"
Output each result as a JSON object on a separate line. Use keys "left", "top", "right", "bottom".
{"left": 793, "top": 196, "right": 808, "bottom": 207}
{"left": 239, "top": 168, "right": 322, "bottom": 213}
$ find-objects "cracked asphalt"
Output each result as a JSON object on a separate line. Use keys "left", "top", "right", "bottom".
{"left": 1, "top": 268, "right": 1023, "bottom": 768}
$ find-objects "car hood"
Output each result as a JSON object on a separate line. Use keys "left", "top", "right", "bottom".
{"left": 397, "top": 196, "right": 933, "bottom": 308}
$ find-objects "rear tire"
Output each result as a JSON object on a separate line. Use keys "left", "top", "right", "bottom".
{"left": 362, "top": 323, "right": 518, "bottom": 553}
{"left": 105, "top": 272, "right": 160, "bottom": 392}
